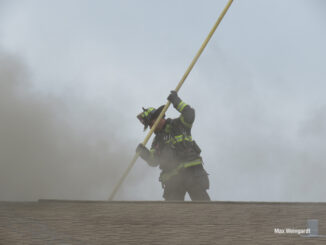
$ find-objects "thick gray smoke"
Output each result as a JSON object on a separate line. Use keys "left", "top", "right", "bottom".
{"left": 191, "top": 44, "right": 326, "bottom": 202}
{"left": 0, "top": 52, "right": 140, "bottom": 201}
{"left": 1, "top": 0, "right": 326, "bottom": 202}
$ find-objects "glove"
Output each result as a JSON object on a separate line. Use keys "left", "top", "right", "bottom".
{"left": 136, "top": 143, "right": 150, "bottom": 160}
{"left": 167, "top": 90, "right": 181, "bottom": 107}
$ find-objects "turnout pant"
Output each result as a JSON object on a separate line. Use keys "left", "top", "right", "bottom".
{"left": 162, "top": 164, "right": 210, "bottom": 201}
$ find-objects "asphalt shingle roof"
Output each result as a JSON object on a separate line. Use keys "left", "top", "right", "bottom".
{"left": 1, "top": 200, "right": 326, "bottom": 244}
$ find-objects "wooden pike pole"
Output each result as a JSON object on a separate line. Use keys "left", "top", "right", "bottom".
{"left": 109, "top": 0, "right": 234, "bottom": 201}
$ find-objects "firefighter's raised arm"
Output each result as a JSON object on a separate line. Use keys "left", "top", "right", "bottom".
{"left": 167, "top": 90, "right": 195, "bottom": 128}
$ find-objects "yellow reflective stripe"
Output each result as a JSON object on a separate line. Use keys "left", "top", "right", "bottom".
{"left": 177, "top": 101, "right": 183, "bottom": 110}
{"left": 177, "top": 101, "right": 187, "bottom": 112}
{"left": 143, "top": 107, "right": 155, "bottom": 118}
{"left": 174, "top": 135, "right": 183, "bottom": 142}
{"left": 160, "top": 159, "right": 202, "bottom": 182}
{"left": 180, "top": 116, "right": 192, "bottom": 128}
{"left": 165, "top": 135, "right": 193, "bottom": 144}
{"left": 185, "top": 136, "right": 192, "bottom": 141}
{"left": 175, "top": 135, "right": 192, "bottom": 142}
{"left": 179, "top": 103, "right": 187, "bottom": 112}
{"left": 183, "top": 159, "right": 202, "bottom": 168}
{"left": 165, "top": 138, "right": 177, "bottom": 145}
{"left": 160, "top": 169, "right": 179, "bottom": 182}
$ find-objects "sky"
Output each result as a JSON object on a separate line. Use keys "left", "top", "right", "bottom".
{"left": 0, "top": 0, "right": 326, "bottom": 201}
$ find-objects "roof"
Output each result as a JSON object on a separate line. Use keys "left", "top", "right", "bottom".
{"left": 1, "top": 200, "right": 326, "bottom": 244}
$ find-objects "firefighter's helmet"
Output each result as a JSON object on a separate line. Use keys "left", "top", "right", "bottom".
{"left": 137, "top": 105, "right": 165, "bottom": 130}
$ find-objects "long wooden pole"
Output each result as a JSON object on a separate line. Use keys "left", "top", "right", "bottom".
{"left": 108, "top": 0, "right": 234, "bottom": 201}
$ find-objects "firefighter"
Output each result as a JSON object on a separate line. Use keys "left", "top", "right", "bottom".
{"left": 136, "top": 91, "right": 210, "bottom": 201}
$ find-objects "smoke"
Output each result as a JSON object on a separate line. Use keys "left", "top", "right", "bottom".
{"left": 191, "top": 43, "right": 326, "bottom": 202}
{"left": 1, "top": 0, "right": 325, "bottom": 202}
{"left": 0, "top": 51, "right": 140, "bottom": 201}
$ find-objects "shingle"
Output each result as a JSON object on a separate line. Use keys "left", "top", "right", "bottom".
{"left": 1, "top": 200, "right": 326, "bottom": 244}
